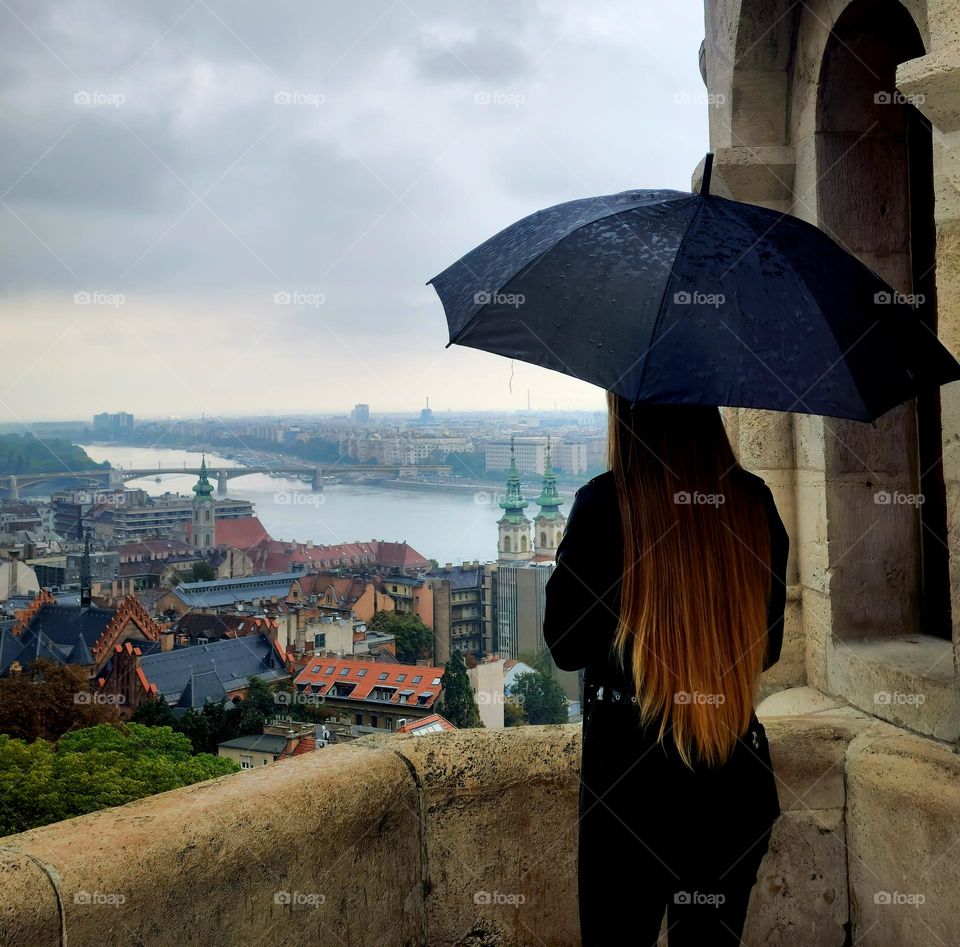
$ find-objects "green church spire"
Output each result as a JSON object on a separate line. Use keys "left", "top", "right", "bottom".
{"left": 193, "top": 455, "right": 214, "bottom": 498}
{"left": 498, "top": 436, "right": 529, "bottom": 523}
{"left": 534, "top": 438, "right": 562, "bottom": 515}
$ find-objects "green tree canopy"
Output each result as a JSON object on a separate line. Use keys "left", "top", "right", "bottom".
{"left": 190, "top": 560, "right": 217, "bottom": 581}
{"left": 437, "top": 651, "right": 482, "bottom": 729}
{"left": 369, "top": 610, "right": 434, "bottom": 663}
{"left": 509, "top": 671, "right": 569, "bottom": 725}
{"left": 0, "top": 723, "right": 238, "bottom": 836}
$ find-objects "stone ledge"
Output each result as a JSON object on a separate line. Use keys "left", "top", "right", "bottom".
{"left": 2, "top": 742, "right": 423, "bottom": 947}
{"left": 846, "top": 730, "right": 960, "bottom": 946}
{"left": 0, "top": 848, "right": 62, "bottom": 944}
{"left": 0, "top": 715, "right": 958, "bottom": 946}
{"left": 897, "top": 46, "right": 960, "bottom": 133}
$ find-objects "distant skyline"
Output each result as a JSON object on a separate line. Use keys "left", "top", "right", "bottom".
{"left": 1, "top": 1, "right": 708, "bottom": 421}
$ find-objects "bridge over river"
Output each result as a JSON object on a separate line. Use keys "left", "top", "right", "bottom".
{"left": 0, "top": 464, "right": 451, "bottom": 499}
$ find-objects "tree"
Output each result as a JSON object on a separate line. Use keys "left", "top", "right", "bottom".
{"left": 191, "top": 560, "right": 216, "bottom": 582}
{"left": 369, "top": 610, "right": 434, "bottom": 663}
{"left": 517, "top": 647, "right": 554, "bottom": 677}
{"left": 0, "top": 661, "right": 120, "bottom": 743}
{"left": 0, "top": 723, "right": 239, "bottom": 836}
{"left": 503, "top": 694, "right": 527, "bottom": 727}
{"left": 131, "top": 694, "right": 176, "bottom": 728}
{"left": 437, "top": 651, "right": 482, "bottom": 728}
{"left": 509, "top": 671, "right": 569, "bottom": 725}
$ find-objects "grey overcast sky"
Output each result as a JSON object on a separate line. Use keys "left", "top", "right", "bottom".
{"left": 0, "top": 0, "right": 708, "bottom": 421}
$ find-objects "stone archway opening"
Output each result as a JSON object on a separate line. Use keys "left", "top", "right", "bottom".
{"left": 815, "top": 0, "right": 949, "bottom": 640}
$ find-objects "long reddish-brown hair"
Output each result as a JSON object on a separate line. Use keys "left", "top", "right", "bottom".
{"left": 607, "top": 394, "right": 771, "bottom": 768}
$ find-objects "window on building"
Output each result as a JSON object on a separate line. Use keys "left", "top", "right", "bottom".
{"left": 338, "top": 667, "right": 349, "bottom": 676}
{"left": 324, "top": 666, "right": 334, "bottom": 675}
{"left": 412, "top": 675, "right": 422, "bottom": 684}
{"left": 378, "top": 672, "right": 388, "bottom": 680}
{"left": 240, "top": 755, "right": 253, "bottom": 770}
{"left": 396, "top": 673, "right": 406, "bottom": 682}
{"left": 311, "top": 665, "right": 321, "bottom": 673}
{"left": 371, "top": 715, "right": 378, "bottom": 728}
{"left": 355, "top": 713, "right": 363, "bottom": 725}
{"left": 357, "top": 668, "right": 367, "bottom": 677}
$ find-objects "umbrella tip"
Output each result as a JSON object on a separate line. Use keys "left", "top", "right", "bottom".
{"left": 701, "top": 152, "right": 714, "bottom": 197}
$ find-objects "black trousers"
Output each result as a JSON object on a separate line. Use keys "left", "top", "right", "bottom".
{"left": 577, "top": 699, "right": 779, "bottom": 946}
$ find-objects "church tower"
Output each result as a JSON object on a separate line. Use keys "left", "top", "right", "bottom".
{"left": 533, "top": 439, "right": 566, "bottom": 559}
{"left": 497, "top": 438, "right": 533, "bottom": 561}
{"left": 192, "top": 456, "right": 216, "bottom": 551}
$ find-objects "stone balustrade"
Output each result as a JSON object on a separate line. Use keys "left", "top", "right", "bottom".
{"left": 2, "top": 691, "right": 959, "bottom": 946}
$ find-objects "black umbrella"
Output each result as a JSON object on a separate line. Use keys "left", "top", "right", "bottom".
{"left": 428, "top": 155, "right": 960, "bottom": 421}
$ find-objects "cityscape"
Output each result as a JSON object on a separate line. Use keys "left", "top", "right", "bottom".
{"left": 2, "top": 0, "right": 960, "bottom": 945}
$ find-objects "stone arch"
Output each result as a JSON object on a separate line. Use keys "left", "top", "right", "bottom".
{"left": 810, "top": 0, "right": 948, "bottom": 655}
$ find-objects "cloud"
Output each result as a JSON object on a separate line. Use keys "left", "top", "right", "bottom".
{"left": 0, "top": 0, "right": 708, "bottom": 419}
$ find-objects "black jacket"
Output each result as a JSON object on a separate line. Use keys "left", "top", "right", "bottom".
{"left": 543, "top": 468, "right": 789, "bottom": 692}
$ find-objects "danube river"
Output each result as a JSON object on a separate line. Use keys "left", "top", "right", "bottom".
{"left": 79, "top": 445, "right": 572, "bottom": 566}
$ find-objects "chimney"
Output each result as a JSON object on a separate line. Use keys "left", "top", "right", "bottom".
{"left": 7, "top": 550, "right": 19, "bottom": 598}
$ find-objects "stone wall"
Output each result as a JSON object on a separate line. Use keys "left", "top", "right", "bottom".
{"left": 2, "top": 708, "right": 958, "bottom": 946}
{"left": 700, "top": 0, "right": 960, "bottom": 742}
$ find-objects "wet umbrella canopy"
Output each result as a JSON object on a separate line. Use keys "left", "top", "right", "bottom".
{"left": 429, "top": 156, "right": 960, "bottom": 422}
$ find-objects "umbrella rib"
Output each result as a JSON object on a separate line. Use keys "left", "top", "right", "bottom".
{"left": 631, "top": 199, "right": 707, "bottom": 401}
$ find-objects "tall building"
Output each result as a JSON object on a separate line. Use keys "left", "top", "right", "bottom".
{"left": 191, "top": 457, "right": 215, "bottom": 551}
{"left": 533, "top": 440, "right": 566, "bottom": 560}
{"left": 497, "top": 439, "right": 532, "bottom": 561}
{"left": 351, "top": 403, "right": 370, "bottom": 424}
{"left": 92, "top": 412, "right": 134, "bottom": 438}
{"left": 493, "top": 561, "right": 553, "bottom": 661}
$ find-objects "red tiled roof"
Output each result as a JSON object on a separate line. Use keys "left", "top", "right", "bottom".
{"left": 294, "top": 657, "right": 444, "bottom": 709}
{"left": 395, "top": 713, "right": 456, "bottom": 734}
{"left": 216, "top": 517, "right": 271, "bottom": 551}
{"left": 118, "top": 539, "right": 191, "bottom": 562}
{"left": 370, "top": 540, "right": 430, "bottom": 570}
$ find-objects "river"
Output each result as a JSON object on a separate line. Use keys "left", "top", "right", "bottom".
{"left": 78, "top": 445, "right": 572, "bottom": 566}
